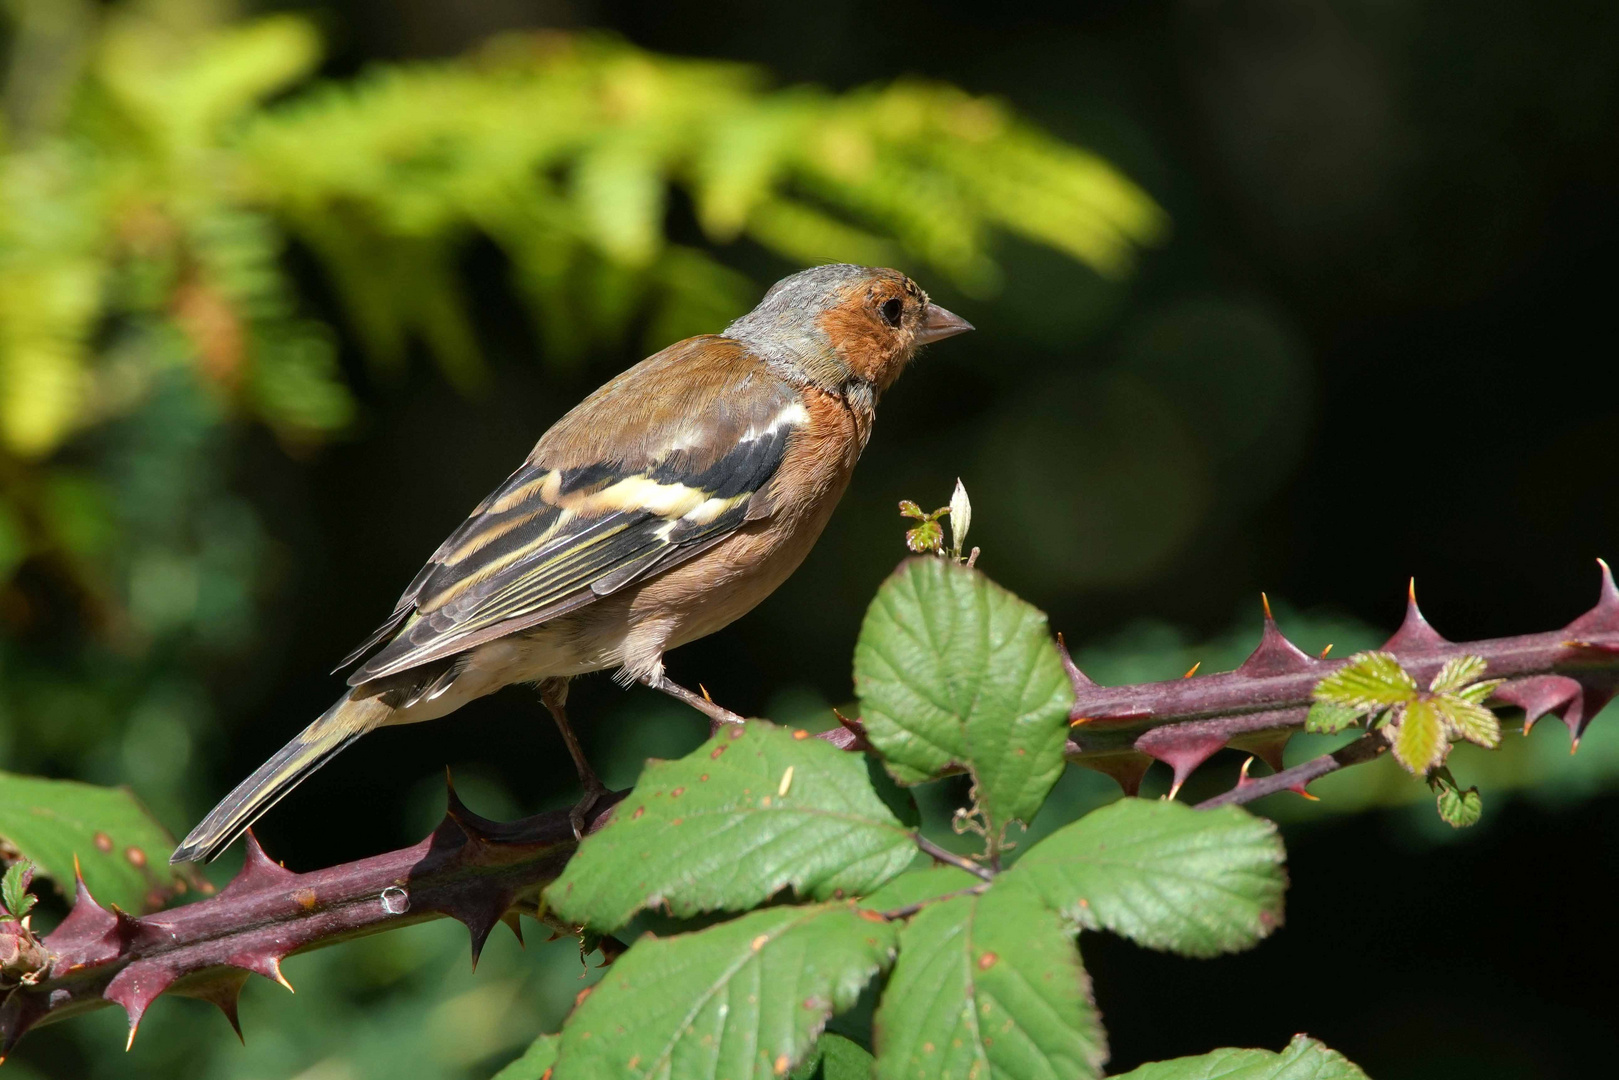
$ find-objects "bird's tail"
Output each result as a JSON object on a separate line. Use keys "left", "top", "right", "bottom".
{"left": 170, "top": 692, "right": 391, "bottom": 864}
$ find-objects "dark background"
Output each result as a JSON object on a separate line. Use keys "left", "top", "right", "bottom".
{"left": 17, "top": 1, "right": 1619, "bottom": 1076}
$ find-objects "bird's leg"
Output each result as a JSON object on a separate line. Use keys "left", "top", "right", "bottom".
{"left": 539, "top": 676, "right": 608, "bottom": 838}
{"left": 643, "top": 673, "right": 747, "bottom": 734}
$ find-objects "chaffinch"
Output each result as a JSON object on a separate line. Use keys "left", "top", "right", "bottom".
{"left": 172, "top": 264, "right": 971, "bottom": 862}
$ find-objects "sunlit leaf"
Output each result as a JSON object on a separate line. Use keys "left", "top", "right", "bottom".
{"left": 1003, "top": 798, "right": 1286, "bottom": 958}
{"left": 1428, "top": 654, "right": 1487, "bottom": 693}
{"left": 1389, "top": 700, "right": 1447, "bottom": 775}
{"left": 1311, "top": 652, "right": 1417, "bottom": 712}
{"left": 493, "top": 1033, "right": 560, "bottom": 1080}
{"left": 1434, "top": 697, "right": 1501, "bottom": 749}
{"left": 1303, "top": 701, "right": 1361, "bottom": 735}
{"left": 554, "top": 903, "right": 896, "bottom": 1080}
{"left": 1, "top": 859, "right": 37, "bottom": 921}
{"left": 854, "top": 559, "right": 1074, "bottom": 835}
{"left": 1109, "top": 1035, "right": 1370, "bottom": 1080}
{"left": 797, "top": 1034, "right": 874, "bottom": 1080}
{"left": 546, "top": 722, "right": 915, "bottom": 933}
{"left": 873, "top": 880, "right": 1106, "bottom": 1080}
{"left": 0, "top": 772, "right": 205, "bottom": 912}
{"left": 858, "top": 866, "right": 981, "bottom": 915}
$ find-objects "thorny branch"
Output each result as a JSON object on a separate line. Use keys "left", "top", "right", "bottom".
{"left": 3, "top": 564, "right": 1616, "bottom": 1055}
{"left": 1060, "top": 566, "right": 1619, "bottom": 799}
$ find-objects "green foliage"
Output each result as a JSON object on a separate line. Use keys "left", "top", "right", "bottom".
{"left": 492, "top": 1034, "right": 560, "bottom": 1080}
{"left": 854, "top": 558, "right": 1075, "bottom": 842}
{"left": 1109, "top": 1036, "right": 1370, "bottom": 1080}
{"left": 0, "top": 7, "right": 1163, "bottom": 462}
{"left": 0, "top": 771, "right": 202, "bottom": 912}
{"left": 873, "top": 880, "right": 1106, "bottom": 1080}
{"left": 1, "top": 859, "right": 36, "bottom": 922}
{"left": 1429, "top": 767, "right": 1484, "bottom": 828}
{"left": 897, "top": 500, "right": 950, "bottom": 556}
{"left": 553, "top": 903, "right": 897, "bottom": 1080}
{"left": 794, "top": 1034, "right": 875, "bottom": 1080}
{"left": 534, "top": 561, "right": 1315, "bottom": 1080}
{"left": 545, "top": 721, "right": 916, "bottom": 932}
{"left": 859, "top": 866, "right": 982, "bottom": 913}
{"left": 1003, "top": 799, "right": 1285, "bottom": 958}
{"left": 1311, "top": 651, "right": 1504, "bottom": 774}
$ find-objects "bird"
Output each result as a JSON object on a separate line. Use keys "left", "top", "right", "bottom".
{"left": 170, "top": 263, "right": 972, "bottom": 864}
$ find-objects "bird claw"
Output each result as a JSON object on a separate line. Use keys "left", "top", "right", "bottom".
{"left": 569, "top": 782, "right": 609, "bottom": 840}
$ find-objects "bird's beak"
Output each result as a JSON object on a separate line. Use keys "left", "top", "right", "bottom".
{"left": 916, "top": 303, "right": 974, "bottom": 345}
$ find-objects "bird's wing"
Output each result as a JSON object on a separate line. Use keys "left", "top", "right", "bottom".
{"left": 342, "top": 337, "right": 805, "bottom": 685}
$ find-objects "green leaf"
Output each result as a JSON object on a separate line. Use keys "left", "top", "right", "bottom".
{"left": 0, "top": 772, "right": 204, "bottom": 913}
{"left": 858, "top": 866, "right": 980, "bottom": 914}
{"left": 873, "top": 880, "right": 1106, "bottom": 1080}
{"left": 792, "top": 1034, "right": 875, "bottom": 1080}
{"left": 2, "top": 859, "right": 37, "bottom": 921}
{"left": 493, "top": 1033, "right": 560, "bottom": 1080}
{"left": 904, "top": 520, "right": 944, "bottom": 554}
{"left": 1433, "top": 695, "right": 1501, "bottom": 749}
{"left": 546, "top": 722, "right": 915, "bottom": 932}
{"left": 1303, "top": 701, "right": 1360, "bottom": 735}
{"left": 1003, "top": 798, "right": 1286, "bottom": 958}
{"left": 1428, "top": 654, "right": 1487, "bottom": 693}
{"left": 1389, "top": 700, "right": 1447, "bottom": 775}
{"left": 1454, "top": 678, "right": 1504, "bottom": 706}
{"left": 818, "top": 1034, "right": 876, "bottom": 1080}
{"left": 554, "top": 903, "right": 896, "bottom": 1080}
{"left": 854, "top": 559, "right": 1074, "bottom": 834}
{"left": 1311, "top": 652, "right": 1417, "bottom": 711}
{"left": 1429, "top": 768, "right": 1483, "bottom": 828}
{"left": 1109, "top": 1035, "right": 1370, "bottom": 1080}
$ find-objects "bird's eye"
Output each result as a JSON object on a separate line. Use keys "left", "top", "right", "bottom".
{"left": 879, "top": 297, "right": 904, "bottom": 327}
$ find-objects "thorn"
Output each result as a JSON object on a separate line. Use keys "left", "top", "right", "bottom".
{"left": 1182, "top": 661, "right": 1201, "bottom": 679}
{"left": 1319, "top": 643, "right": 1334, "bottom": 659}
{"left": 1382, "top": 578, "right": 1450, "bottom": 651}
{"left": 179, "top": 971, "right": 249, "bottom": 1043}
{"left": 1237, "top": 757, "right": 1256, "bottom": 785}
{"left": 1235, "top": 598, "right": 1316, "bottom": 676}
{"left": 1492, "top": 675, "right": 1603, "bottom": 743}
{"left": 1072, "top": 752, "right": 1153, "bottom": 797}
{"left": 1229, "top": 729, "right": 1291, "bottom": 775}
{"left": 1166, "top": 780, "right": 1184, "bottom": 802}
{"left": 1565, "top": 557, "right": 1619, "bottom": 637}
{"left": 1294, "top": 788, "right": 1321, "bottom": 801}
{"left": 230, "top": 951, "right": 295, "bottom": 992}
{"left": 220, "top": 831, "right": 298, "bottom": 899}
{"left": 1055, "top": 633, "right": 1097, "bottom": 689}
{"left": 43, "top": 870, "right": 126, "bottom": 968}
{"left": 502, "top": 910, "right": 526, "bottom": 947}
{"left": 105, "top": 961, "right": 181, "bottom": 1050}
{"left": 1135, "top": 728, "right": 1229, "bottom": 796}
{"left": 439, "top": 892, "right": 517, "bottom": 969}
{"left": 700, "top": 684, "right": 714, "bottom": 704}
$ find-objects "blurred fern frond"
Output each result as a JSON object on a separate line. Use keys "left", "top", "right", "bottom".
{"left": 0, "top": 4, "right": 1164, "bottom": 652}
{"left": 239, "top": 31, "right": 1166, "bottom": 379}
{"left": 1, "top": 11, "right": 1165, "bottom": 460}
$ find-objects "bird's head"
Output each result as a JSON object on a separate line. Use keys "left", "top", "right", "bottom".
{"left": 723, "top": 265, "right": 973, "bottom": 401}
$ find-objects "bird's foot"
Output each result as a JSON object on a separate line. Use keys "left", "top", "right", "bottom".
{"left": 568, "top": 778, "right": 611, "bottom": 840}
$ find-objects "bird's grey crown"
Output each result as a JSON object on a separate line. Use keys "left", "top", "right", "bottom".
{"left": 723, "top": 264, "right": 887, "bottom": 385}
